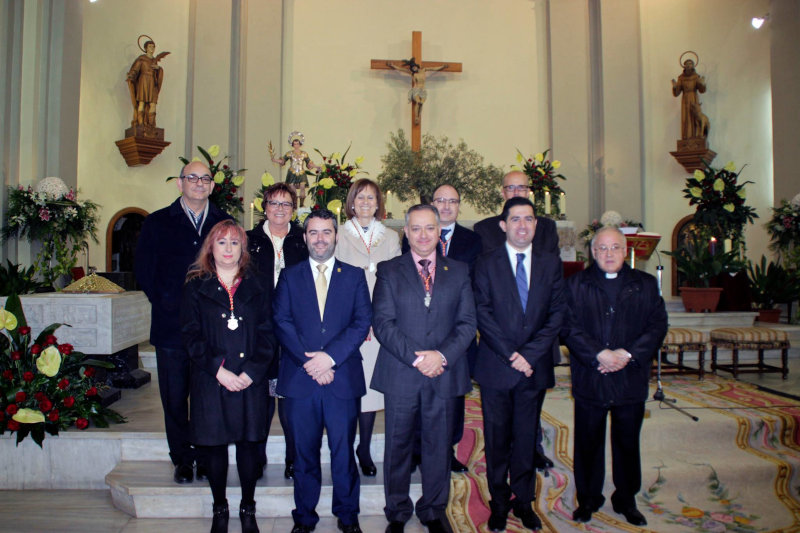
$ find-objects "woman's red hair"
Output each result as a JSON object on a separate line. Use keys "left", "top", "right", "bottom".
{"left": 186, "top": 220, "right": 251, "bottom": 282}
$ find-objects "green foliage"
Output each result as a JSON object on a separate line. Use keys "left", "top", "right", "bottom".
{"left": 664, "top": 235, "right": 744, "bottom": 288}
{"left": 169, "top": 145, "right": 245, "bottom": 216}
{"left": 765, "top": 198, "right": 800, "bottom": 259}
{"left": 746, "top": 255, "right": 800, "bottom": 309}
{"left": 0, "top": 261, "right": 47, "bottom": 296}
{"left": 377, "top": 129, "right": 504, "bottom": 215}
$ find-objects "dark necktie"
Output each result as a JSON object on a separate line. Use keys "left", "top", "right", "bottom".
{"left": 439, "top": 228, "right": 451, "bottom": 256}
{"left": 515, "top": 253, "right": 528, "bottom": 310}
{"left": 419, "top": 259, "right": 432, "bottom": 280}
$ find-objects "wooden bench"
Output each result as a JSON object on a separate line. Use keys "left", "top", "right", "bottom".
{"left": 710, "top": 327, "right": 789, "bottom": 380}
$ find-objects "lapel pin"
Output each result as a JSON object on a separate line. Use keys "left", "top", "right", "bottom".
{"left": 444, "top": 266, "right": 449, "bottom": 271}
{"left": 337, "top": 267, "right": 341, "bottom": 273}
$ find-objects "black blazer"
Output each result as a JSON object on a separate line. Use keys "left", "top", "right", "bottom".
{"left": 473, "top": 215, "right": 559, "bottom": 256}
{"left": 472, "top": 245, "right": 566, "bottom": 391}
{"left": 401, "top": 223, "right": 483, "bottom": 279}
{"left": 246, "top": 220, "right": 308, "bottom": 293}
{"left": 371, "top": 253, "right": 476, "bottom": 398}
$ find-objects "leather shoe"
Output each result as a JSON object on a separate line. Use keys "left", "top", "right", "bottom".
{"left": 284, "top": 461, "right": 295, "bottom": 479}
{"left": 337, "top": 518, "right": 362, "bottom": 533}
{"left": 173, "top": 464, "right": 193, "bottom": 484}
{"left": 195, "top": 464, "right": 208, "bottom": 482}
{"left": 613, "top": 505, "right": 647, "bottom": 526}
{"left": 422, "top": 518, "right": 450, "bottom": 533}
{"left": 450, "top": 453, "right": 468, "bottom": 473}
{"left": 385, "top": 521, "right": 404, "bottom": 533}
{"left": 534, "top": 451, "right": 553, "bottom": 470}
{"left": 290, "top": 524, "right": 314, "bottom": 533}
{"left": 572, "top": 506, "right": 593, "bottom": 523}
{"left": 210, "top": 500, "right": 228, "bottom": 533}
{"left": 487, "top": 511, "right": 507, "bottom": 531}
{"left": 512, "top": 503, "right": 542, "bottom": 530}
{"left": 356, "top": 450, "right": 377, "bottom": 477}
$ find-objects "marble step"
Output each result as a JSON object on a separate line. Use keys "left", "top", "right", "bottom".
{"left": 107, "top": 460, "right": 422, "bottom": 518}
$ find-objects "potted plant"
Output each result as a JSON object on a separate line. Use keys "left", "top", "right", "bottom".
{"left": 746, "top": 256, "right": 800, "bottom": 322}
{"left": 664, "top": 235, "right": 744, "bottom": 312}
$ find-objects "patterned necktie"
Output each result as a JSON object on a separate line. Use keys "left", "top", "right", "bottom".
{"left": 316, "top": 263, "right": 328, "bottom": 319}
{"left": 439, "top": 228, "right": 451, "bottom": 256}
{"left": 515, "top": 253, "right": 528, "bottom": 310}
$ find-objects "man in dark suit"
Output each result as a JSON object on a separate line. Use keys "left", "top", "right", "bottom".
{"left": 473, "top": 170, "right": 559, "bottom": 256}
{"left": 473, "top": 197, "right": 566, "bottom": 532}
{"left": 135, "top": 161, "right": 232, "bottom": 484}
{"left": 401, "top": 184, "right": 482, "bottom": 473}
{"left": 273, "top": 209, "right": 372, "bottom": 533}
{"left": 563, "top": 227, "right": 667, "bottom": 526}
{"left": 372, "top": 204, "right": 477, "bottom": 533}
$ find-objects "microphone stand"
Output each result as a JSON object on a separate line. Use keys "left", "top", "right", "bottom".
{"left": 652, "top": 250, "right": 699, "bottom": 421}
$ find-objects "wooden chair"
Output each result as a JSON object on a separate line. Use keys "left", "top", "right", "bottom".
{"left": 710, "top": 327, "right": 789, "bottom": 380}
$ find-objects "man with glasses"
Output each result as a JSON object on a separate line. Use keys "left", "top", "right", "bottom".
{"left": 563, "top": 227, "right": 667, "bottom": 525}
{"left": 135, "top": 161, "right": 232, "bottom": 484}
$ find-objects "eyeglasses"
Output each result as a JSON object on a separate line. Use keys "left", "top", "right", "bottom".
{"left": 593, "top": 245, "right": 624, "bottom": 255}
{"left": 503, "top": 185, "right": 530, "bottom": 193}
{"left": 182, "top": 174, "right": 213, "bottom": 184}
{"left": 432, "top": 198, "right": 460, "bottom": 206}
{"left": 267, "top": 200, "right": 293, "bottom": 210}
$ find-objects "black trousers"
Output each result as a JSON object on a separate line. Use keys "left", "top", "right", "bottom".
{"left": 259, "top": 396, "right": 296, "bottom": 466}
{"left": 480, "top": 380, "right": 545, "bottom": 512}
{"left": 573, "top": 399, "right": 645, "bottom": 511}
{"left": 155, "top": 346, "right": 195, "bottom": 466}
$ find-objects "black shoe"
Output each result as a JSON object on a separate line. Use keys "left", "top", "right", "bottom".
{"left": 512, "top": 503, "right": 542, "bottom": 530}
{"left": 572, "top": 506, "right": 593, "bottom": 523}
{"left": 385, "top": 522, "right": 404, "bottom": 533}
{"left": 487, "top": 511, "right": 507, "bottom": 531}
{"left": 173, "top": 464, "right": 193, "bottom": 484}
{"left": 612, "top": 505, "right": 647, "bottom": 526}
{"left": 210, "top": 500, "right": 228, "bottom": 533}
{"left": 284, "top": 461, "right": 294, "bottom": 479}
{"left": 356, "top": 449, "right": 377, "bottom": 477}
{"left": 534, "top": 451, "right": 553, "bottom": 470}
{"left": 290, "top": 525, "right": 314, "bottom": 533}
{"left": 422, "top": 519, "right": 449, "bottom": 533}
{"left": 337, "top": 518, "right": 362, "bottom": 533}
{"left": 450, "top": 453, "right": 468, "bottom": 473}
{"left": 239, "top": 501, "right": 259, "bottom": 533}
{"left": 195, "top": 464, "right": 208, "bottom": 482}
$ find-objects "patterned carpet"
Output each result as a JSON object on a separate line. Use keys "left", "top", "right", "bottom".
{"left": 445, "top": 370, "right": 800, "bottom": 532}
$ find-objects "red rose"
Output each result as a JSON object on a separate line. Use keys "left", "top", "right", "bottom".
{"left": 84, "top": 367, "right": 96, "bottom": 378}
{"left": 209, "top": 159, "right": 214, "bottom": 165}
{"left": 59, "top": 344, "right": 74, "bottom": 355}
{"left": 225, "top": 194, "right": 232, "bottom": 200}
{"left": 75, "top": 418, "right": 89, "bottom": 430}
{"left": 15, "top": 391, "right": 26, "bottom": 402}
{"left": 34, "top": 391, "right": 45, "bottom": 401}
{"left": 10, "top": 350, "right": 21, "bottom": 360}
{"left": 85, "top": 387, "right": 98, "bottom": 397}
{"left": 45, "top": 335, "right": 57, "bottom": 345}
{"left": 2, "top": 370, "right": 13, "bottom": 380}
{"left": 39, "top": 399, "right": 53, "bottom": 412}
{"left": 238, "top": 197, "right": 243, "bottom": 202}
{"left": 231, "top": 186, "right": 237, "bottom": 193}
{"left": 18, "top": 326, "right": 31, "bottom": 336}
{"left": 58, "top": 378, "right": 69, "bottom": 390}
{"left": 63, "top": 396, "right": 75, "bottom": 408}
{"left": 30, "top": 344, "right": 41, "bottom": 355}
{"left": 223, "top": 165, "right": 229, "bottom": 170}
{"left": 6, "top": 404, "right": 18, "bottom": 415}
{"left": 23, "top": 371, "right": 34, "bottom": 382}
{"left": 48, "top": 409, "right": 59, "bottom": 422}
{"left": 317, "top": 190, "right": 323, "bottom": 197}
{"left": 7, "top": 420, "right": 20, "bottom": 431}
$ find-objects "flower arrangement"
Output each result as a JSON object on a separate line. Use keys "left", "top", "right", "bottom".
{"left": 0, "top": 295, "right": 124, "bottom": 446}
{"left": 578, "top": 211, "right": 643, "bottom": 245}
{"left": 170, "top": 145, "right": 245, "bottom": 216}
{"left": 765, "top": 194, "right": 800, "bottom": 256}
{"left": 1, "top": 178, "right": 99, "bottom": 289}
{"left": 683, "top": 161, "right": 758, "bottom": 243}
{"left": 307, "top": 145, "right": 366, "bottom": 218}
{"left": 251, "top": 172, "right": 276, "bottom": 222}
{"left": 514, "top": 149, "right": 566, "bottom": 218}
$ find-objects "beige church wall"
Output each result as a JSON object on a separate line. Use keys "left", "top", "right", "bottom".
{"left": 77, "top": 0, "right": 192, "bottom": 269}
{"left": 639, "top": 0, "right": 772, "bottom": 292}
{"left": 280, "top": 0, "right": 550, "bottom": 222}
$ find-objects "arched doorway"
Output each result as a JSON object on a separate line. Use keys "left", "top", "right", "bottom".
{"left": 106, "top": 207, "right": 148, "bottom": 274}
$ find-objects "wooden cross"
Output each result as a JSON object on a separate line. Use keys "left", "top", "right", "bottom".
{"left": 371, "top": 31, "right": 462, "bottom": 152}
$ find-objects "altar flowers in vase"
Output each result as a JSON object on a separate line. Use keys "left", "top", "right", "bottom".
{"left": 513, "top": 148, "right": 566, "bottom": 218}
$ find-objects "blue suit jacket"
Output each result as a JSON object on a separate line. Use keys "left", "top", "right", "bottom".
{"left": 273, "top": 259, "right": 372, "bottom": 400}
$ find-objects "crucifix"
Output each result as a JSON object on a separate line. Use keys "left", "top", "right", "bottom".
{"left": 371, "top": 31, "right": 462, "bottom": 152}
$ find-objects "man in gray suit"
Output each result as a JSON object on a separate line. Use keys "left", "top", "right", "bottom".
{"left": 372, "top": 204, "right": 477, "bottom": 533}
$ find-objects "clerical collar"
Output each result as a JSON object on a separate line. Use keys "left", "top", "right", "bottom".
{"left": 605, "top": 272, "right": 618, "bottom": 279}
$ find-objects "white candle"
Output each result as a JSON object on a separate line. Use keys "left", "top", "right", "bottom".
{"left": 249, "top": 202, "right": 254, "bottom": 229}
{"left": 723, "top": 239, "right": 732, "bottom": 253}
{"left": 544, "top": 191, "right": 551, "bottom": 214}
{"left": 559, "top": 192, "right": 566, "bottom": 215}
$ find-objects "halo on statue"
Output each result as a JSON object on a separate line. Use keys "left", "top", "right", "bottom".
{"left": 288, "top": 131, "right": 305, "bottom": 145}
{"left": 137, "top": 34, "right": 155, "bottom": 52}
{"left": 679, "top": 50, "right": 699, "bottom": 68}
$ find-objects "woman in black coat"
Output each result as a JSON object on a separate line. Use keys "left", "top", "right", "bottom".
{"left": 182, "top": 219, "right": 276, "bottom": 533}
{"left": 246, "top": 182, "right": 308, "bottom": 480}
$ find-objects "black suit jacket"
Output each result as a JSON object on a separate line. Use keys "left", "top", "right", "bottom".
{"left": 401, "top": 223, "right": 483, "bottom": 279}
{"left": 474, "top": 215, "right": 559, "bottom": 256}
{"left": 371, "top": 253, "right": 476, "bottom": 398}
{"left": 473, "top": 245, "right": 566, "bottom": 391}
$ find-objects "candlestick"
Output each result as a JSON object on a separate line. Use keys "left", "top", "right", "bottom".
{"left": 544, "top": 191, "right": 551, "bottom": 215}
{"left": 559, "top": 192, "right": 566, "bottom": 215}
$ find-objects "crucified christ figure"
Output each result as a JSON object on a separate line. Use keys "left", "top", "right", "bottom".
{"left": 387, "top": 57, "right": 448, "bottom": 126}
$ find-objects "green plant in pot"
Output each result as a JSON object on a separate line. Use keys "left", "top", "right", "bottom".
{"left": 746, "top": 255, "right": 800, "bottom": 322}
